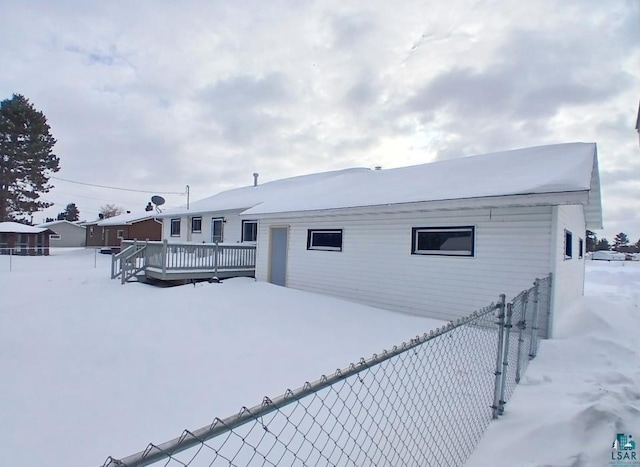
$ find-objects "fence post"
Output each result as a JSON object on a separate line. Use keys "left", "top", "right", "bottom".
{"left": 498, "top": 302, "right": 514, "bottom": 415}
{"left": 529, "top": 279, "right": 541, "bottom": 359}
{"left": 492, "top": 294, "right": 507, "bottom": 419}
{"left": 514, "top": 291, "right": 528, "bottom": 384}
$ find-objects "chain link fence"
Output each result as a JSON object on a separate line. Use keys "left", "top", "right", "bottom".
{"left": 102, "top": 275, "right": 552, "bottom": 467}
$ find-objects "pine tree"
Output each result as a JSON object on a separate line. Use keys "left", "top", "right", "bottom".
{"left": 56, "top": 202, "right": 79, "bottom": 221}
{"left": 0, "top": 94, "right": 60, "bottom": 221}
{"left": 595, "top": 238, "right": 610, "bottom": 251}
{"left": 613, "top": 232, "right": 629, "bottom": 251}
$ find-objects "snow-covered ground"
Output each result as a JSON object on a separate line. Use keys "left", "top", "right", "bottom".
{"left": 2, "top": 250, "right": 638, "bottom": 467}
{"left": 0, "top": 249, "right": 442, "bottom": 466}
{"left": 466, "top": 260, "right": 640, "bottom": 467}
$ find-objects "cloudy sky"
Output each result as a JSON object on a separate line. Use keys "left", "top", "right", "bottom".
{"left": 1, "top": 0, "right": 638, "bottom": 241}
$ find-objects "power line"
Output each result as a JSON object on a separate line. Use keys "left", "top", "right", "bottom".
{"left": 50, "top": 176, "right": 186, "bottom": 195}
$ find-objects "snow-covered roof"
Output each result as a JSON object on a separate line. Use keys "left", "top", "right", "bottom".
{"left": 158, "top": 168, "right": 369, "bottom": 217}
{"left": 97, "top": 212, "right": 157, "bottom": 226}
{"left": 0, "top": 221, "right": 49, "bottom": 234}
{"left": 36, "top": 220, "right": 86, "bottom": 230}
{"left": 160, "top": 143, "right": 603, "bottom": 228}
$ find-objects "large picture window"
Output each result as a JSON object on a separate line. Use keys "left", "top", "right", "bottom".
{"left": 307, "top": 229, "right": 343, "bottom": 251}
{"left": 411, "top": 226, "right": 475, "bottom": 256}
{"left": 170, "top": 218, "right": 181, "bottom": 237}
{"left": 242, "top": 220, "right": 258, "bottom": 242}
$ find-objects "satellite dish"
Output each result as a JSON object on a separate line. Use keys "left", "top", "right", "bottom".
{"left": 151, "top": 195, "right": 165, "bottom": 206}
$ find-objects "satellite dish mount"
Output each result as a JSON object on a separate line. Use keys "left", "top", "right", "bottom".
{"left": 151, "top": 195, "right": 166, "bottom": 213}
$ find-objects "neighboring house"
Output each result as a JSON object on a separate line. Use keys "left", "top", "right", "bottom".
{"left": 85, "top": 212, "right": 162, "bottom": 248}
{"left": 36, "top": 220, "right": 86, "bottom": 247}
{"left": 0, "top": 221, "right": 56, "bottom": 256}
{"left": 158, "top": 142, "right": 602, "bottom": 338}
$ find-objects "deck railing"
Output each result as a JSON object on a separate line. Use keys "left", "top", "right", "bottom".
{"left": 118, "top": 240, "right": 256, "bottom": 281}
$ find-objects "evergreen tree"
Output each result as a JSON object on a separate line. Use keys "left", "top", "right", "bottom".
{"left": 56, "top": 203, "right": 79, "bottom": 221}
{"left": 586, "top": 230, "right": 597, "bottom": 252}
{"left": 595, "top": 238, "right": 610, "bottom": 251}
{"left": 613, "top": 232, "right": 629, "bottom": 251}
{"left": 0, "top": 94, "right": 60, "bottom": 221}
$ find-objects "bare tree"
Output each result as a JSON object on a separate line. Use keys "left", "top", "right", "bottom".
{"left": 99, "top": 203, "right": 123, "bottom": 219}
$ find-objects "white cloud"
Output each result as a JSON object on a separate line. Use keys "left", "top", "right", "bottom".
{"left": 0, "top": 0, "right": 638, "bottom": 239}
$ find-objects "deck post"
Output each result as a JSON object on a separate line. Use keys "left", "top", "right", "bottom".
{"left": 162, "top": 239, "right": 168, "bottom": 280}
{"left": 213, "top": 241, "right": 219, "bottom": 280}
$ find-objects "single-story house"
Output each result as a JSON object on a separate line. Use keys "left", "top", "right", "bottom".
{"left": 85, "top": 212, "right": 162, "bottom": 248}
{"left": 160, "top": 142, "right": 602, "bottom": 338}
{"left": 36, "top": 220, "right": 86, "bottom": 247}
{"left": 0, "top": 221, "right": 56, "bottom": 256}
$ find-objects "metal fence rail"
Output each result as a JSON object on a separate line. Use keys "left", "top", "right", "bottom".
{"left": 101, "top": 275, "right": 552, "bottom": 467}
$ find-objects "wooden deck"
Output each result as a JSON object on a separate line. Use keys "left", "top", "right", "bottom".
{"left": 112, "top": 240, "right": 256, "bottom": 284}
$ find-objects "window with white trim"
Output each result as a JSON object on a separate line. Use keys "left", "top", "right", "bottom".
{"left": 411, "top": 226, "right": 475, "bottom": 256}
{"left": 170, "top": 218, "right": 181, "bottom": 237}
{"left": 211, "top": 218, "right": 224, "bottom": 243}
{"left": 89, "top": 226, "right": 94, "bottom": 237}
{"left": 191, "top": 217, "right": 202, "bottom": 233}
{"left": 242, "top": 220, "right": 257, "bottom": 242}
{"left": 564, "top": 229, "right": 573, "bottom": 259}
{"left": 117, "top": 229, "right": 124, "bottom": 239}
{"left": 307, "top": 229, "right": 343, "bottom": 251}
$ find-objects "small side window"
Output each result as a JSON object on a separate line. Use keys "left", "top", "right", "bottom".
{"left": 564, "top": 230, "right": 573, "bottom": 259}
{"left": 171, "top": 219, "right": 181, "bottom": 237}
{"left": 191, "top": 217, "right": 202, "bottom": 233}
{"left": 579, "top": 238, "right": 584, "bottom": 259}
{"left": 49, "top": 234, "right": 61, "bottom": 240}
{"left": 307, "top": 229, "right": 343, "bottom": 251}
{"left": 242, "top": 220, "right": 258, "bottom": 242}
{"left": 117, "top": 230, "right": 124, "bottom": 239}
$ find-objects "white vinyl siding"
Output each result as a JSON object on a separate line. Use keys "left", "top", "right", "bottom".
{"left": 41, "top": 223, "right": 86, "bottom": 247}
{"left": 162, "top": 210, "right": 245, "bottom": 244}
{"left": 255, "top": 205, "right": 553, "bottom": 323}
{"left": 549, "top": 204, "right": 586, "bottom": 336}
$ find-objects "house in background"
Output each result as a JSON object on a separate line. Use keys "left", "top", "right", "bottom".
{"left": 36, "top": 220, "right": 86, "bottom": 247}
{"left": 85, "top": 212, "right": 162, "bottom": 248}
{"left": 243, "top": 142, "right": 602, "bottom": 338}
{"left": 156, "top": 169, "right": 367, "bottom": 245}
{"left": 0, "top": 221, "right": 56, "bottom": 256}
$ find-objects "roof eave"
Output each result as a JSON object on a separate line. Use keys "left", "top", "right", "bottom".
{"left": 242, "top": 191, "right": 592, "bottom": 219}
